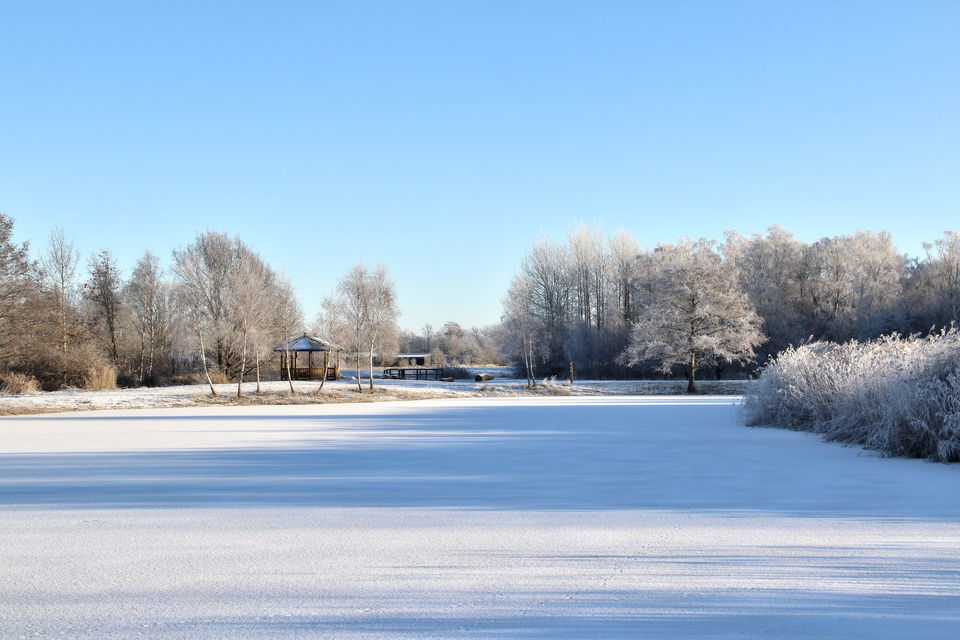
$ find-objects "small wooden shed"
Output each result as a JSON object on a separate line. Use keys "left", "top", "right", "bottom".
{"left": 274, "top": 334, "right": 343, "bottom": 381}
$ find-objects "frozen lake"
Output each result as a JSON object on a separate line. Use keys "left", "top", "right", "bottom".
{"left": 1, "top": 396, "right": 958, "bottom": 638}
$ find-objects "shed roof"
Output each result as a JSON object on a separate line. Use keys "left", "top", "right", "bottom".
{"left": 273, "top": 334, "right": 342, "bottom": 352}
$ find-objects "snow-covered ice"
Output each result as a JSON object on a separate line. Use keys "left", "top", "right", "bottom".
{"left": 1, "top": 396, "right": 958, "bottom": 638}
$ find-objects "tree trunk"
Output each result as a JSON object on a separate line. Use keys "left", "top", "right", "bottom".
{"left": 108, "top": 316, "right": 119, "bottom": 368}
{"left": 197, "top": 327, "right": 217, "bottom": 396}
{"left": 237, "top": 327, "right": 247, "bottom": 398}
{"left": 687, "top": 351, "right": 697, "bottom": 394}
{"left": 368, "top": 344, "right": 375, "bottom": 390}
{"left": 524, "top": 337, "right": 535, "bottom": 388}
{"left": 138, "top": 334, "right": 146, "bottom": 384}
{"left": 60, "top": 293, "right": 68, "bottom": 387}
{"left": 146, "top": 327, "right": 156, "bottom": 378}
{"left": 255, "top": 354, "right": 261, "bottom": 394}
{"left": 317, "top": 350, "right": 328, "bottom": 391}
{"left": 568, "top": 361, "right": 574, "bottom": 386}
{"left": 355, "top": 337, "right": 363, "bottom": 393}
{"left": 284, "top": 347, "right": 295, "bottom": 393}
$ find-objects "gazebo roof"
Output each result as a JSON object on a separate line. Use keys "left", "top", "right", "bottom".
{"left": 273, "top": 334, "right": 342, "bottom": 352}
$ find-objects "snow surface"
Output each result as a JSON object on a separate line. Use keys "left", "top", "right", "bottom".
{"left": 1, "top": 396, "right": 958, "bottom": 638}
{"left": 0, "top": 373, "right": 753, "bottom": 413}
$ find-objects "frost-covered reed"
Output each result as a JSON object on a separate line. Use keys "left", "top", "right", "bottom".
{"left": 743, "top": 330, "right": 960, "bottom": 462}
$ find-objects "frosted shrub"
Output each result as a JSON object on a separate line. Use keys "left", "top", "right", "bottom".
{"left": 743, "top": 330, "right": 960, "bottom": 462}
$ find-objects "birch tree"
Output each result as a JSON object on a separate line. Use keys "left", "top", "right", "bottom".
{"left": 40, "top": 228, "right": 80, "bottom": 385}
{"left": 172, "top": 241, "right": 225, "bottom": 396}
{"left": 323, "top": 263, "right": 398, "bottom": 392}
{"left": 126, "top": 251, "right": 172, "bottom": 384}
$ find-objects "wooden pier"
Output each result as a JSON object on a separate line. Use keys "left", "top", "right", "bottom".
{"left": 382, "top": 367, "right": 445, "bottom": 381}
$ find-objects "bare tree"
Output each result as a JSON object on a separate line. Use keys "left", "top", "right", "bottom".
{"left": 126, "top": 251, "right": 172, "bottom": 384}
{"left": 171, "top": 243, "right": 222, "bottom": 396}
{"left": 323, "top": 264, "right": 398, "bottom": 392}
{"left": 913, "top": 231, "right": 960, "bottom": 328}
{"left": 85, "top": 250, "right": 123, "bottom": 368}
{"left": 609, "top": 229, "right": 641, "bottom": 326}
{"left": 267, "top": 274, "right": 303, "bottom": 393}
{"left": 422, "top": 323, "right": 434, "bottom": 353}
{"left": 0, "top": 214, "right": 39, "bottom": 369}
{"left": 40, "top": 228, "right": 80, "bottom": 384}
{"left": 172, "top": 232, "right": 242, "bottom": 376}
{"left": 502, "top": 273, "right": 540, "bottom": 387}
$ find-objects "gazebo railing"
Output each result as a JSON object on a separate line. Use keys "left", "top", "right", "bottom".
{"left": 281, "top": 367, "right": 338, "bottom": 381}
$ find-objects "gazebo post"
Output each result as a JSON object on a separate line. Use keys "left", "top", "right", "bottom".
{"left": 308, "top": 350, "right": 313, "bottom": 379}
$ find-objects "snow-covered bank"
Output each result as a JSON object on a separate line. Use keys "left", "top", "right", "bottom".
{"left": 0, "top": 397, "right": 958, "bottom": 638}
{"left": 0, "top": 376, "right": 753, "bottom": 414}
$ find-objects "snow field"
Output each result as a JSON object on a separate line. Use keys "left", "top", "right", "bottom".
{"left": 0, "top": 374, "right": 753, "bottom": 414}
{"left": 0, "top": 396, "right": 958, "bottom": 638}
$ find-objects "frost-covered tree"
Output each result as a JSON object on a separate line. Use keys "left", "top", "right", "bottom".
{"left": 622, "top": 238, "right": 763, "bottom": 393}
{"left": 609, "top": 229, "right": 642, "bottom": 326}
{"left": 323, "top": 264, "right": 398, "bottom": 391}
{"left": 801, "top": 231, "right": 904, "bottom": 340}
{"left": 910, "top": 231, "right": 960, "bottom": 329}
{"left": 173, "top": 232, "right": 296, "bottom": 395}
{"left": 518, "top": 239, "right": 572, "bottom": 373}
{"left": 39, "top": 228, "right": 83, "bottom": 385}
{"left": 502, "top": 273, "right": 540, "bottom": 387}
{"left": 171, "top": 232, "right": 242, "bottom": 377}
{"left": 723, "top": 226, "right": 809, "bottom": 358}
{"left": 125, "top": 251, "right": 173, "bottom": 383}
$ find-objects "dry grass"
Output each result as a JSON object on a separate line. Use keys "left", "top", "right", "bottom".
{"left": 83, "top": 365, "right": 118, "bottom": 391}
{"left": 0, "top": 372, "right": 41, "bottom": 396}
{"left": 193, "top": 369, "right": 232, "bottom": 385}
{"left": 195, "top": 387, "right": 461, "bottom": 407}
{"left": 0, "top": 407, "right": 61, "bottom": 416}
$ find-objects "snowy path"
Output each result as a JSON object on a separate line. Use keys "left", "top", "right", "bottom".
{"left": 0, "top": 396, "right": 958, "bottom": 638}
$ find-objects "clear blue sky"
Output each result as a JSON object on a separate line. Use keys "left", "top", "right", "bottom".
{"left": 2, "top": 0, "right": 958, "bottom": 331}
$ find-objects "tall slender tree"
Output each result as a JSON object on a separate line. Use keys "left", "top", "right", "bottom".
{"left": 85, "top": 250, "right": 123, "bottom": 368}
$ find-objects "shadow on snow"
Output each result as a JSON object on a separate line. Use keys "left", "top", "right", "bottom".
{"left": 1, "top": 402, "right": 958, "bottom": 517}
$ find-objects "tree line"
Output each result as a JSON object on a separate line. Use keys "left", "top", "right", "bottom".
{"left": 0, "top": 215, "right": 306, "bottom": 393}
{"left": 501, "top": 225, "right": 960, "bottom": 390}
{"left": 0, "top": 213, "right": 497, "bottom": 393}
{"left": 5, "top": 212, "right": 959, "bottom": 394}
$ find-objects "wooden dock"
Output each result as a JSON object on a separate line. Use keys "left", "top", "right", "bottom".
{"left": 382, "top": 367, "right": 444, "bottom": 381}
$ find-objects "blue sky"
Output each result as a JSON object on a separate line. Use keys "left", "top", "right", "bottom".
{"left": 2, "top": 0, "right": 958, "bottom": 330}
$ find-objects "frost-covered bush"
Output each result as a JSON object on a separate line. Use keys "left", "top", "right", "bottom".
{"left": 743, "top": 330, "right": 960, "bottom": 462}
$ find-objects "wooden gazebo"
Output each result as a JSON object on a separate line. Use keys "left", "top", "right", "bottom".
{"left": 274, "top": 334, "right": 343, "bottom": 381}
